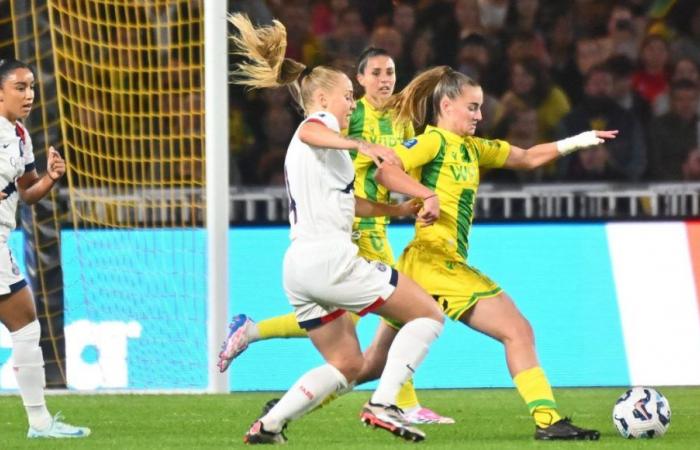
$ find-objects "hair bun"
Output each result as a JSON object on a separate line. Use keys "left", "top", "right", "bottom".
{"left": 276, "top": 58, "right": 306, "bottom": 85}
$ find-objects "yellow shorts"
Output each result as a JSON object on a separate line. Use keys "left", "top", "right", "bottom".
{"left": 353, "top": 227, "right": 395, "bottom": 266}
{"left": 397, "top": 244, "right": 502, "bottom": 321}
{"left": 353, "top": 227, "right": 401, "bottom": 329}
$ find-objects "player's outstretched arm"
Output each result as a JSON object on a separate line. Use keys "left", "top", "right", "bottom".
{"left": 17, "top": 146, "right": 64, "bottom": 205}
{"left": 298, "top": 121, "right": 401, "bottom": 166}
{"left": 375, "top": 163, "right": 439, "bottom": 225}
{"left": 355, "top": 197, "right": 422, "bottom": 219}
{"left": 504, "top": 130, "right": 619, "bottom": 170}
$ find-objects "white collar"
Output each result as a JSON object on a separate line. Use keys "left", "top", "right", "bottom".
{"left": 0, "top": 116, "right": 16, "bottom": 135}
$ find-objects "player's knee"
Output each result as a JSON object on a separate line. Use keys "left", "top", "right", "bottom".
{"left": 508, "top": 317, "right": 534, "bottom": 345}
{"left": 332, "top": 355, "right": 364, "bottom": 383}
{"left": 413, "top": 298, "right": 443, "bottom": 323}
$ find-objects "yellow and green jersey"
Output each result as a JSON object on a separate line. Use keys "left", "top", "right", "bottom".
{"left": 347, "top": 97, "right": 414, "bottom": 231}
{"left": 394, "top": 125, "right": 510, "bottom": 263}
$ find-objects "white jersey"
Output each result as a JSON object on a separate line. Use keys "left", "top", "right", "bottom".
{"left": 284, "top": 111, "right": 355, "bottom": 241}
{"left": 0, "top": 116, "right": 35, "bottom": 242}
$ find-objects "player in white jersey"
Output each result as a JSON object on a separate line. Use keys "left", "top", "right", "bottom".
{"left": 0, "top": 59, "right": 90, "bottom": 439}
{"left": 229, "top": 14, "right": 445, "bottom": 444}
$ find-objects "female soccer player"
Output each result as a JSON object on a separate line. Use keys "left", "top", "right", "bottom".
{"left": 219, "top": 48, "right": 453, "bottom": 424}
{"left": 0, "top": 59, "right": 90, "bottom": 438}
{"left": 360, "top": 66, "right": 617, "bottom": 440}
{"left": 228, "top": 14, "right": 445, "bottom": 444}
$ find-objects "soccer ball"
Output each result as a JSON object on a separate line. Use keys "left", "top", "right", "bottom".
{"left": 612, "top": 387, "right": 671, "bottom": 438}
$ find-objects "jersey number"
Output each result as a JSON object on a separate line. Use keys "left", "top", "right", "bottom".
{"left": 284, "top": 165, "right": 298, "bottom": 224}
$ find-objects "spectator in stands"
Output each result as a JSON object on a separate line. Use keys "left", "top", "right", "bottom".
{"left": 670, "top": 3, "right": 700, "bottom": 66}
{"left": 546, "top": 11, "right": 578, "bottom": 97}
{"left": 279, "top": 3, "right": 325, "bottom": 67}
{"left": 601, "top": 3, "right": 643, "bottom": 60}
{"left": 486, "top": 106, "right": 542, "bottom": 182}
{"left": 370, "top": 26, "right": 411, "bottom": 88}
{"left": 503, "top": 0, "right": 544, "bottom": 37}
{"left": 653, "top": 57, "right": 700, "bottom": 116}
{"left": 309, "top": 0, "right": 349, "bottom": 37}
{"left": 682, "top": 147, "right": 700, "bottom": 181}
{"left": 564, "top": 35, "right": 610, "bottom": 103}
{"left": 323, "top": 7, "right": 367, "bottom": 61}
{"left": 255, "top": 105, "right": 296, "bottom": 185}
{"left": 455, "top": 34, "right": 501, "bottom": 135}
{"left": 557, "top": 63, "right": 647, "bottom": 181}
{"left": 505, "top": 31, "right": 551, "bottom": 68}
{"left": 632, "top": 35, "right": 671, "bottom": 105}
{"left": 454, "top": 0, "right": 486, "bottom": 39}
{"left": 494, "top": 57, "right": 570, "bottom": 142}
{"left": 607, "top": 55, "right": 652, "bottom": 127}
{"left": 370, "top": 26, "right": 403, "bottom": 65}
{"left": 478, "top": 0, "right": 509, "bottom": 36}
{"left": 392, "top": 2, "right": 416, "bottom": 42}
{"left": 648, "top": 79, "right": 700, "bottom": 180}
{"left": 408, "top": 29, "right": 436, "bottom": 80}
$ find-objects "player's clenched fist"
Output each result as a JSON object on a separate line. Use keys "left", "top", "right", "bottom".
{"left": 46, "top": 146, "right": 65, "bottom": 181}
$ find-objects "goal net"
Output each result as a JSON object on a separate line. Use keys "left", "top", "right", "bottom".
{"left": 47, "top": 0, "right": 208, "bottom": 390}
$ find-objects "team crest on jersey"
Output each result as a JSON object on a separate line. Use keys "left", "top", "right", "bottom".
{"left": 402, "top": 138, "right": 418, "bottom": 149}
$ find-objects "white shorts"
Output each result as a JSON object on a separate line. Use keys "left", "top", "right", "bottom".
{"left": 0, "top": 243, "right": 27, "bottom": 296}
{"left": 283, "top": 239, "right": 398, "bottom": 329}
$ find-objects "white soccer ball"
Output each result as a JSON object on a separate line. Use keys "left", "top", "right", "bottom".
{"left": 612, "top": 387, "right": 671, "bottom": 439}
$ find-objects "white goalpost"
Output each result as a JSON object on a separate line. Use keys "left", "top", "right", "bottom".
{"left": 204, "top": 0, "right": 230, "bottom": 393}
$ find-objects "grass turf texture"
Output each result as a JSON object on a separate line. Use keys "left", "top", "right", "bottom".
{"left": 1, "top": 387, "right": 698, "bottom": 449}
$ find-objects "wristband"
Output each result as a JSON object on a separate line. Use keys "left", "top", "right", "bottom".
{"left": 555, "top": 131, "right": 604, "bottom": 156}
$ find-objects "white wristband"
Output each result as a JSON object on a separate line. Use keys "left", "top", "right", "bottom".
{"left": 556, "top": 131, "right": 604, "bottom": 156}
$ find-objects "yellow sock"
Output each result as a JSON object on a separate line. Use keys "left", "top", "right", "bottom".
{"left": 257, "top": 312, "right": 307, "bottom": 339}
{"left": 396, "top": 378, "right": 420, "bottom": 410}
{"left": 256, "top": 312, "right": 361, "bottom": 340}
{"left": 513, "top": 366, "right": 562, "bottom": 428}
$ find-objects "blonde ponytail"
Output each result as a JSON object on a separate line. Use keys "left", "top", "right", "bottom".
{"left": 228, "top": 13, "right": 346, "bottom": 115}
{"left": 385, "top": 66, "right": 480, "bottom": 127}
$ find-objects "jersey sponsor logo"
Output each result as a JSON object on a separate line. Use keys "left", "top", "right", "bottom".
{"left": 376, "top": 262, "right": 387, "bottom": 272}
{"left": 368, "top": 135, "right": 399, "bottom": 147}
{"left": 449, "top": 165, "right": 476, "bottom": 182}
{"left": 402, "top": 138, "right": 418, "bottom": 149}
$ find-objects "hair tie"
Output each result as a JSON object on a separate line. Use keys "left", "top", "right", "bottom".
{"left": 300, "top": 66, "right": 313, "bottom": 79}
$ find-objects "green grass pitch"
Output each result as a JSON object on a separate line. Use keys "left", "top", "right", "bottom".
{"left": 1, "top": 387, "right": 698, "bottom": 449}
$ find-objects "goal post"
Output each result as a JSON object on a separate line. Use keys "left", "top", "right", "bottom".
{"left": 5, "top": 0, "right": 232, "bottom": 392}
{"left": 204, "top": 0, "right": 229, "bottom": 393}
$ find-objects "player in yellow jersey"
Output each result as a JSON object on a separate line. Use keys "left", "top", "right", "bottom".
{"left": 359, "top": 66, "right": 617, "bottom": 440}
{"left": 218, "top": 48, "right": 453, "bottom": 425}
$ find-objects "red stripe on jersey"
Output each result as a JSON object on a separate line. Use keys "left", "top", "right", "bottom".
{"left": 305, "top": 118, "right": 327, "bottom": 127}
{"left": 15, "top": 123, "right": 26, "bottom": 144}
{"left": 358, "top": 297, "right": 386, "bottom": 316}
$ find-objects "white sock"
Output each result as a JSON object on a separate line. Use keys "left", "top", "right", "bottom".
{"left": 11, "top": 320, "right": 52, "bottom": 430}
{"left": 262, "top": 363, "right": 349, "bottom": 432}
{"left": 371, "top": 318, "right": 443, "bottom": 406}
{"left": 246, "top": 322, "right": 261, "bottom": 342}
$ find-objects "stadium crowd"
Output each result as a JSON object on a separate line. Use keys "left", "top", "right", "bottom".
{"left": 229, "top": 0, "right": 700, "bottom": 186}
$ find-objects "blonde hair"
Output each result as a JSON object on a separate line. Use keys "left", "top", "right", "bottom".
{"left": 384, "top": 66, "right": 480, "bottom": 126}
{"left": 229, "top": 13, "right": 346, "bottom": 114}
